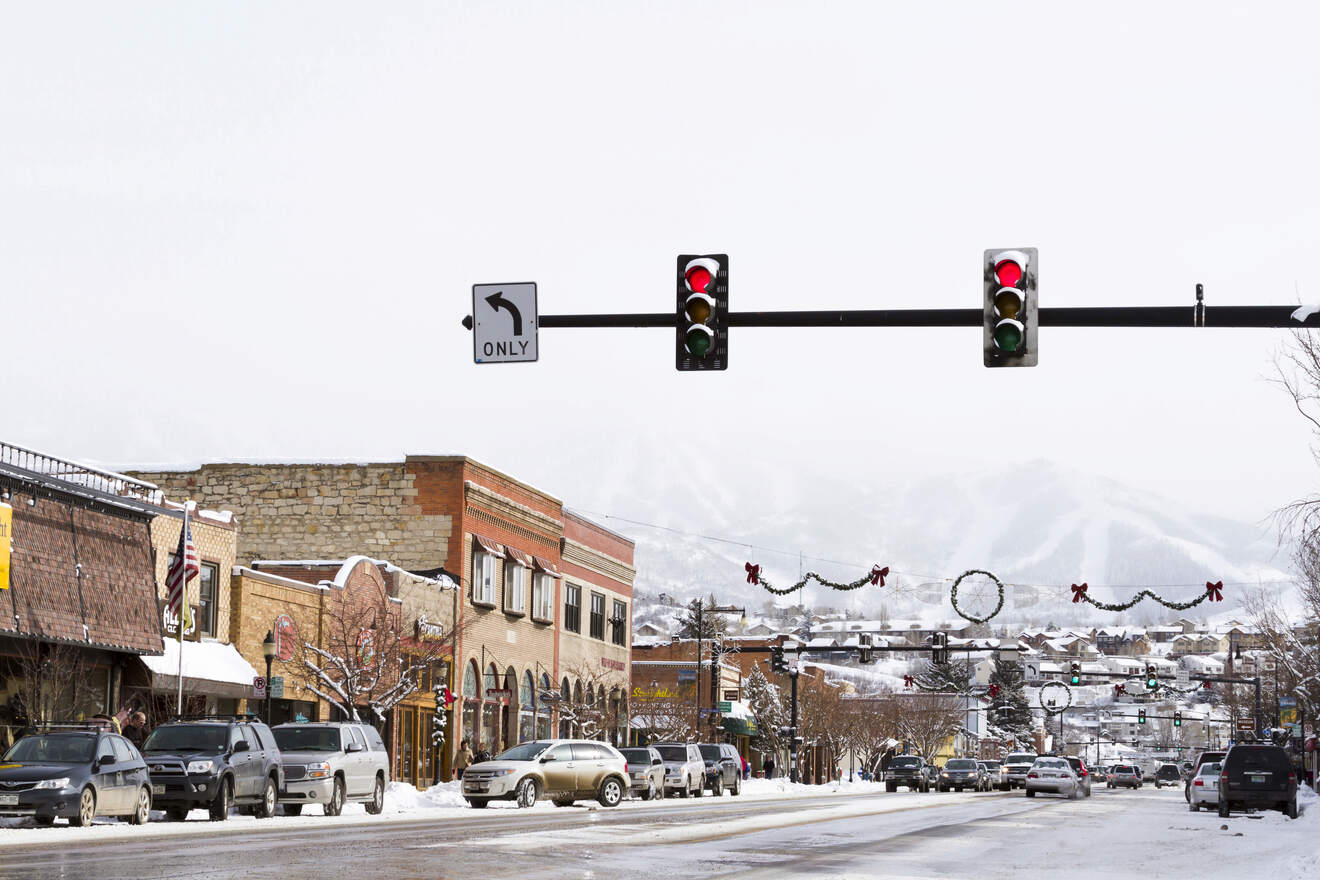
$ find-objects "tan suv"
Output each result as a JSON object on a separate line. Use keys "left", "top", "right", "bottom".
{"left": 460, "top": 739, "right": 629, "bottom": 809}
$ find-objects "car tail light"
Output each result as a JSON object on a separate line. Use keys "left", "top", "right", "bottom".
{"left": 1288, "top": 772, "right": 1296, "bottom": 783}
{"left": 1027, "top": 772, "right": 1039, "bottom": 779}
{"left": 1193, "top": 779, "right": 1204, "bottom": 787}
{"left": 624, "top": 762, "right": 630, "bottom": 774}
{"left": 1079, "top": 768, "right": 1087, "bottom": 777}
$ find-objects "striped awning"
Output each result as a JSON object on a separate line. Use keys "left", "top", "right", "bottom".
{"left": 505, "top": 546, "right": 533, "bottom": 567}
{"left": 532, "top": 556, "right": 561, "bottom": 577}
{"left": 472, "top": 534, "right": 505, "bottom": 557}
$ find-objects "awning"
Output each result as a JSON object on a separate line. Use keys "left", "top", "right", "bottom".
{"left": 721, "top": 716, "right": 757, "bottom": 737}
{"left": 139, "top": 640, "right": 261, "bottom": 702}
{"left": 532, "top": 556, "right": 561, "bottom": 577}
{"left": 473, "top": 534, "right": 506, "bottom": 558}
{"left": 505, "top": 546, "right": 533, "bottom": 567}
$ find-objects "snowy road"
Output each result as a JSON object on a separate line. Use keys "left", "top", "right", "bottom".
{"left": 2, "top": 785, "right": 1314, "bottom": 879}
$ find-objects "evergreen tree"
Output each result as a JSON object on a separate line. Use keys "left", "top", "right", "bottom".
{"left": 915, "top": 657, "right": 972, "bottom": 693}
{"left": 675, "top": 595, "right": 730, "bottom": 639}
{"left": 742, "top": 662, "right": 786, "bottom": 756}
{"left": 988, "top": 657, "right": 1033, "bottom": 737}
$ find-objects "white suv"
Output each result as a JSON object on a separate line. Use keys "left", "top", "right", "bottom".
{"left": 652, "top": 742, "right": 704, "bottom": 798}
{"left": 272, "top": 722, "right": 390, "bottom": 816}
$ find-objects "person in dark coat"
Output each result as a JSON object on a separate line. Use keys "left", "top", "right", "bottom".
{"left": 123, "top": 712, "right": 149, "bottom": 750}
{"left": 763, "top": 754, "right": 776, "bottom": 779}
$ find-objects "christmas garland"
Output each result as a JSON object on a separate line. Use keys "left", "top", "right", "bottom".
{"left": 1038, "top": 680, "right": 1073, "bottom": 716}
{"left": 744, "top": 562, "right": 888, "bottom": 596}
{"left": 950, "top": 569, "right": 1006, "bottom": 624}
{"left": 1069, "top": 580, "right": 1225, "bottom": 611}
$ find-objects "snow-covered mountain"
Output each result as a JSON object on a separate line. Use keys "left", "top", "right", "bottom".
{"left": 555, "top": 447, "right": 1294, "bottom": 629}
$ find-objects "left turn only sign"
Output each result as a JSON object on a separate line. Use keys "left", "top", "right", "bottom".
{"left": 472, "top": 282, "right": 538, "bottom": 363}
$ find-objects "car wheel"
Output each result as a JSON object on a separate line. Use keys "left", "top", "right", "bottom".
{"left": 130, "top": 786, "right": 151, "bottom": 825}
{"left": 516, "top": 777, "right": 538, "bottom": 809}
{"left": 70, "top": 786, "right": 96, "bottom": 827}
{"left": 255, "top": 776, "right": 278, "bottom": 819}
{"left": 1025, "top": 789, "right": 1035, "bottom": 798}
{"left": 679, "top": 783, "right": 689, "bottom": 799}
{"left": 886, "top": 782, "right": 896, "bottom": 793}
{"left": 1287, "top": 800, "right": 1299, "bottom": 820}
{"left": 284, "top": 804, "right": 303, "bottom": 816}
{"left": 467, "top": 798, "right": 489, "bottom": 808}
{"left": 732, "top": 776, "right": 741, "bottom": 796}
{"left": 1219, "top": 799, "right": 1230, "bottom": 818}
{"left": 598, "top": 777, "right": 624, "bottom": 808}
{"left": 208, "top": 778, "right": 232, "bottom": 821}
{"left": 693, "top": 781, "right": 704, "bottom": 798}
{"left": 324, "top": 776, "right": 346, "bottom": 816}
{"left": 165, "top": 806, "right": 189, "bottom": 822}
{"left": 711, "top": 779, "right": 723, "bottom": 796}
{"left": 365, "top": 774, "right": 385, "bottom": 815}
{"left": 641, "top": 782, "right": 654, "bottom": 801}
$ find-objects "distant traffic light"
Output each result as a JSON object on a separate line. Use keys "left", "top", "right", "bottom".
{"left": 1173, "top": 710, "right": 1182, "bottom": 728}
{"left": 770, "top": 647, "right": 787, "bottom": 675}
{"left": 858, "top": 633, "right": 874, "bottom": 664}
{"left": 1145, "top": 663, "right": 1159, "bottom": 690}
{"left": 676, "top": 254, "right": 728, "bottom": 371}
{"left": 1138, "top": 708, "right": 1147, "bottom": 725}
{"left": 1069, "top": 662, "right": 1082, "bottom": 686}
{"left": 931, "top": 632, "right": 949, "bottom": 665}
{"left": 983, "top": 248, "right": 1038, "bottom": 367}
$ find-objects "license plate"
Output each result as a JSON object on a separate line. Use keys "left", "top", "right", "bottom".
{"left": 152, "top": 784, "right": 165, "bottom": 795}
{"left": 469, "top": 785, "right": 487, "bottom": 792}
{"left": 0, "top": 794, "right": 18, "bottom": 806}
{"left": 1250, "top": 775, "right": 1268, "bottom": 783}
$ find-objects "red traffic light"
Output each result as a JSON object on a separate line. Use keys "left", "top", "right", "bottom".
{"left": 994, "top": 259, "right": 1023, "bottom": 288}
{"left": 685, "top": 265, "right": 713, "bottom": 294}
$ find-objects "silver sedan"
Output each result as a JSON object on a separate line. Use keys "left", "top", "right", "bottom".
{"left": 1025, "top": 757, "right": 1079, "bottom": 799}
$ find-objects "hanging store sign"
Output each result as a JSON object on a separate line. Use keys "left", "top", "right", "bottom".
{"left": 0, "top": 503, "right": 10, "bottom": 591}
{"left": 415, "top": 614, "right": 445, "bottom": 641}
{"left": 275, "top": 614, "right": 296, "bottom": 662}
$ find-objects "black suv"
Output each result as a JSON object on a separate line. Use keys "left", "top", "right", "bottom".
{"left": 142, "top": 717, "right": 284, "bottom": 821}
{"left": 698, "top": 743, "right": 743, "bottom": 796}
{"left": 886, "top": 755, "right": 930, "bottom": 792}
{"left": 1218, "top": 744, "right": 1298, "bottom": 819}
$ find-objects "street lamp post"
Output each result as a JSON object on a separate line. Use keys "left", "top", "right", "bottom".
{"left": 262, "top": 630, "right": 277, "bottom": 724}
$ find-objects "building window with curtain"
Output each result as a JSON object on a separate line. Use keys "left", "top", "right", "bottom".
{"left": 197, "top": 562, "right": 219, "bottom": 637}
{"left": 505, "top": 561, "right": 527, "bottom": 615}
{"left": 564, "top": 584, "right": 581, "bottom": 633}
{"left": 532, "top": 572, "right": 554, "bottom": 623}
{"left": 473, "top": 548, "right": 501, "bottom": 606}
{"left": 589, "top": 592, "right": 605, "bottom": 640}
{"left": 610, "top": 599, "right": 627, "bottom": 646}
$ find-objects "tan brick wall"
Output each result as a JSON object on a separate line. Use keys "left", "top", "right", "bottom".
{"left": 148, "top": 511, "right": 237, "bottom": 642}
{"left": 131, "top": 463, "right": 453, "bottom": 570}
{"left": 229, "top": 569, "right": 327, "bottom": 717}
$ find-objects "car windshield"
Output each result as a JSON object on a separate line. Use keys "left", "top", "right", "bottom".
{"left": 891, "top": 757, "right": 921, "bottom": 768}
{"left": 273, "top": 726, "right": 342, "bottom": 752}
{"left": 946, "top": 759, "right": 978, "bottom": 770}
{"left": 699, "top": 745, "right": 722, "bottom": 761}
{"left": 1035, "top": 759, "right": 1066, "bottom": 769}
{"left": 620, "top": 749, "right": 652, "bottom": 763}
{"left": 1005, "top": 753, "right": 1038, "bottom": 764}
{"left": 3, "top": 734, "right": 96, "bottom": 764}
{"left": 655, "top": 746, "right": 689, "bottom": 762}
{"left": 142, "top": 724, "right": 227, "bottom": 753}
{"left": 497, "top": 742, "right": 552, "bottom": 762}
{"left": 981, "top": 761, "right": 1000, "bottom": 768}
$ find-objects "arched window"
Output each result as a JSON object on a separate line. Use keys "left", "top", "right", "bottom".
{"left": 537, "top": 673, "right": 553, "bottom": 739}
{"left": 482, "top": 663, "right": 500, "bottom": 751}
{"left": 559, "top": 677, "right": 573, "bottom": 738}
{"left": 461, "top": 661, "right": 480, "bottom": 749}
{"left": 520, "top": 671, "right": 535, "bottom": 744}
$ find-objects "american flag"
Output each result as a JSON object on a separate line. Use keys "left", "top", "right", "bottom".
{"left": 166, "top": 515, "right": 200, "bottom": 617}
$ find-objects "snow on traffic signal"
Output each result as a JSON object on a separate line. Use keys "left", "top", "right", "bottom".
{"left": 676, "top": 254, "right": 728, "bottom": 371}
{"left": 983, "top": 248, "right": 1038, "bottom": 367}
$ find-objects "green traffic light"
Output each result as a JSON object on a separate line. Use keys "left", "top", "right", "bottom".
{"left": 1070, "top": 676, "right": 1080, "bottom": 685}
{"left": 685, "top": 327, "right": 712, "bottom": 357}
{"left": 993, "top": 321, "right": 1022, "bottom": 352}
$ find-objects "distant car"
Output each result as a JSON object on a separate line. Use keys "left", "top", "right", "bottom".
{"left": 1106, "top": 764, "right": 1142, "bottom": 789}
{"left": 938, "top": 758, "right": 984, "bottom": 792}
{"left": 1217, "top": 744, "right": 1298, "bottom": 819}
{"left": 1025, "top": 756, "right": 1079, "bottom": 799}
{"left": 1153, "top": 763, "right": 1182, "bottom": 788}
{"left": 1062, "top": 756, "right": 1092, "bottom": 797}
{"left": 653, "top": 742, "right": 704, "bottom": 798}
{"left": 1188, "top": 762, "right": 1222, "bottom": 811}
{"left": 978, "top": 760, "right": 1002, "bottom": 786}
{"left": 1091, "top": 766, "right": 1108, "bottom": 785}
{"left": 619, "top": 746, "right": 665, "bottom": 800}
{"left": 272, "top": 722, "right": 389, "bottom": 816}
{"left": 1185, "top": 750, "right": 1226, "bottom": 803}
{"left": 998, "top": 752, "right": 1039, "bottom": 790}
{"left": 0, "top": 729, "right": 152, "bottom": 826}
{"left": 460, "top": 739, "right": 629, "bottom": 809}
{"left": 698, "top": 743, "right": 743, "bottom": 796}
{"left": 885, "top": 755, "right": 930, "bottom": 792}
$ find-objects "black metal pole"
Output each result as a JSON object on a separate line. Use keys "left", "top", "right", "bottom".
{"left": 264, "top": 654, "right": 273, "bottom": 724}
{"left": 790, "top": 670, "right": 799, "bottom": 784}
{"left": 1255, "top": 676, "right": 1262, "bottom": 735}
{"left": 695, "top": 602, "right": 702, "bottom": 739}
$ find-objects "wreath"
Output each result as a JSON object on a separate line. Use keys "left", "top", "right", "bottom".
{"left": 950, "top": 569, "right": 1006, "bottom": 624}
{"left": 1038, "top": 680, "right": 1073, "bottom": 716}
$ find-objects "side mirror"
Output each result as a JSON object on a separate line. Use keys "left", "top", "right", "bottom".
{"left": 232, "top": 741, "right": 250, "bottom": 754}
{"left": 539, "top": 754, "right": 556, "bottom": 763}
{"left": 345, "top": 743, "right": 364, "bottom": 754}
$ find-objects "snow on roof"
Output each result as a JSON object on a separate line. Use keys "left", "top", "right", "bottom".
{"left": 253, "top": 557, "right": 457, "bottom": 589}
{"left": 141, "top": 639, "right": 259, "bottom": 686}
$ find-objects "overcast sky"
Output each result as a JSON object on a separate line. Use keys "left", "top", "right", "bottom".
{"left": 4, "top": 2, "right": 1320, "bottom": 530}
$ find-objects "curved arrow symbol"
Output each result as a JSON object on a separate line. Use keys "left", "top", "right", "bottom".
{"left": 485, "top": 292, "right": 524, "bottom": 336}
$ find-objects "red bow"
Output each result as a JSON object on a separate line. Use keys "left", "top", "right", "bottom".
{"left": 1113, "top": 684, "right": 1126, "bottom": 696}
{"left": 870, "top": 565, "right": 889, "bottom": 586}
{"left": 1202, "top": 680, "right": 1213, "bottom": 690}
{"left": 1070, "top": 583, "right": 1088, "bottom": 603}
{"left": 745, "top": 562, "right": 760, "bottom": 585}
{"left": 987, "top": 684, "right": 1001, "bottom": 698}
{"left": 1205, "top": 581, "right": 1224, "bottom": 602}
{"left": 903, "top": 675, "right": 915, "bottom": 689}
{"left": 439, "top": 686, "right": 456, "bottom": 708}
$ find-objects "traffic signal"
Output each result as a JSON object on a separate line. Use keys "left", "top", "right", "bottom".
{"left": 676, "top": 254, "right": 728, "bottom": 371}
{"left": 1145, "top": 663, "right": 1159, "bottom": 690}
{"left": 1138, "top": 708, "right": 1147, "bottom": 725}
{"left": 931, "top": 632, "right": 949, "bottom": 665}
{"left": 982, "top": 247, "right": 1038, "bottom": 367}
{"left": 1173, "top": 710, "right": 1182, "bottom": 728}
{"left": 770, "top": 648, "right": 787, "bottom": 675}
{"left": 1069, "top": 662, "right": 1081, "bottom": 686}
{"left": 858, "top": 633, "right": 875, "bottom": 664}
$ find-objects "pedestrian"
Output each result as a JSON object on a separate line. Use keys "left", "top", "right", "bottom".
{"left": 741, "top": 753, "right": 749, "bottom": 780}
{"left": 123, "top": 712, "right": 149, "bottom": 750}
{"left": 764, "top": 753, "right": 776, "bottom": 779}
{"left": 455, "top": 739, "right": 473, "bottom": 780}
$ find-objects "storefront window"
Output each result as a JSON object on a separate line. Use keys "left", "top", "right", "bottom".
{"left": 537, "top": 673, "right": 553, "bottom": 739}
{"left": 462, "top": 661, "right": 479, "bottom": 747}
{"left": 519, "top": 671, "right": 534, "bottom": 743}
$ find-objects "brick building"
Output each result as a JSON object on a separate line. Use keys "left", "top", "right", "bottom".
{"left": 133, "top": 455, "right": 635, "bottom": 774}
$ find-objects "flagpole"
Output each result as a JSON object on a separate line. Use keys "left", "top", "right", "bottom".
{"left": 176, "top": 503, "right": 188, "bottom": 716}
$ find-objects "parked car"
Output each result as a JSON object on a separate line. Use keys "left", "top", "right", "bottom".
{"left": 1153, "top": 763, "right": 1182, "bottom": 788}
{"left": 1217, "top": 744, "right": 1298, "bottom": 819}
{"left": 0, "top": 728, "right": 152, "bottom": 826}
{"left": 978, "top": 760, "right": 1002, "bottom": 786}
{"left": 1025, "top": 756, "right": 1080, "bottom": 799}
{"left": 698, "top": 743, "right": 743, "bottom": 796}
{"left": 619, "top": 746, "right": 665, "bottom": 800}
{"left": 272, "top": 722, "right": 389, "bottom": 816}
{"left": 885, "top": 755, "right": 930, "bottom": 792}
{"left": 998, "top": 752, "right": 1039, "bottom": 791}
{"left": 1185, "top": 750, "right": 1226, "bottom": 803}
{"left": 460, "top": 739, "right": 629, "bottom": 808}
{"left": 1062, "top": 756, "right": 1092, "bottom": 797}
{"left": 1188, "top": 762, "right": 1222, "bottom": 811}
{"left": 1106, "top": 764, "right": 1142, "bottom": 789}
{"left": 651, "top": 742, "right": 704, "bottom": 798}
{"left": 924, "top": 763, "right": 940, "bottom": 788}
{"left": 937, "top": 758, "right": 984, "bottom": 792}
{"left": 142, "top": 717, "right": 283, "bottom": 821}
